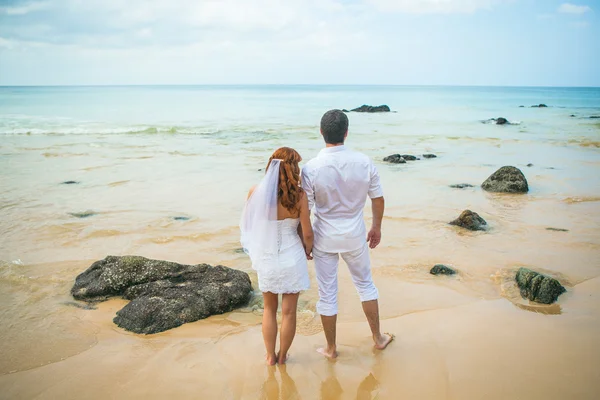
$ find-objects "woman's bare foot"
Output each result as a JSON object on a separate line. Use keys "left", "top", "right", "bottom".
{"left": 374, "top": 333, "right": 394, "bottom": 350}
{"left": 266, "top": 354, "right": 277, "bottom": 366}
{"left": 277, "top": 352, "right": 289, "bottom": 365}
{"left": 317, "top": 346, "right": 338, "bottom": 359}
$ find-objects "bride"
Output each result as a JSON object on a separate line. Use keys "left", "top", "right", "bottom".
{"left": 240, "top": 147, "right": 313, "bottom": 365}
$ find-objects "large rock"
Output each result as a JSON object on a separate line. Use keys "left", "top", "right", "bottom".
{"left": 495, "top": 117, "right": 508, "bottom": 125}
{"left": 449, "top": 210, "right": 487, "bottom": 231}
{"left": 71, "top": 256, "right": 252, "bottom": 334}
{"left": 350, "top": 105, "right": 391, "bottom": 113}
{"left": 383, "top": 154, "right": 406, "bottom": 164}
{"left": 515, "top": 268, "right": 566, "bottom": 304}
{"left": 481, "top": 166, "right": 529, "bottom": 193}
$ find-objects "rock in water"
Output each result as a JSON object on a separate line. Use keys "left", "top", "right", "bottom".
{"left": 71, "top": 256, "right": 252, "bottom": 334}
{"left": 69, "top": 210, "right": 97, "bottom": 218}
{"left": 515, "top": 268, "right": 566, "bottom": 304}
{"left": 62, "top": 181, "right": 80, "bottom": 185}
{"left": 383, "top": 154, "right": 406, "bottom": 164}
{"left": 350, "top": 105, "right": 391, "bottom": 113}
{"left": 430, "top": 264, "right": 456, "bottom": 275}
{"left": 496, "top": 117, "right": 508, "bottom": 125}
{"left": 481, "top": 166, "right": 529, "bottom": 193}
{"left": 449, "top": 183, "right": 474, "bottom": 189}
{"left": 449, "top": 210, "right": 487, "bottom": 231}
{"left": 401, "top": 154, "right": 419, "bottom": 161}
{"left": 423, "top": 154, "right": 437, "bottom": 159}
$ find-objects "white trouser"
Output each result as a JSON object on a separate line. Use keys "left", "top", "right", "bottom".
{"left": 313, "top": 242, "right": 379, "bottom": 316}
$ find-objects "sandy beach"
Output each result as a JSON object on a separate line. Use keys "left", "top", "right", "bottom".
{"left": 1, "top": 85, "right": 600, "bottom": 399}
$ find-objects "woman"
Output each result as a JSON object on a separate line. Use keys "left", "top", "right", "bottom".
{"left": 240, "top": 147, "right": 313, "bottom": 365}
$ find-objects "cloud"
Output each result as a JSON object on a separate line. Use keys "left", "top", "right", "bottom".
{"left": 557, "top": 3, "right": 592, "bottom": 14}
{"left": 0, "top": 1, "right": 49, "bottom": 15}
{"left": 365, "top": 0, "right": 507, "bottom": 14}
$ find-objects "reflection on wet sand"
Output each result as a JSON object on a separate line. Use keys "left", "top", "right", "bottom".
{"left": 261, "top": 365, "right": 300, "bottom": 400}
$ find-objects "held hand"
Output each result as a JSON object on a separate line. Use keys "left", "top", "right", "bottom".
{"left": 367, "top": 227, "right": 381, "bottom": 249}
{"left": 306, "top": 249, "right": 313, "bottom": 260}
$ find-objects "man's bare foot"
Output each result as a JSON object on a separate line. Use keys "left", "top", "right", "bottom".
{"left": 374, "top": 333, "right": 394, "bottom": 350}
{"left": 266, "top": 354, "right": 277, "bottom": 366}
{"left": 277, "top": 352, "right": 289, "bottom": 365}
{"left": 317, "top": 346, "right": 338, "bottom": 359}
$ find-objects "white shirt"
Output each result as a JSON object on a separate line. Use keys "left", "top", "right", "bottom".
{"left": 301, "top": 145, "right": 384, "bottom": 253}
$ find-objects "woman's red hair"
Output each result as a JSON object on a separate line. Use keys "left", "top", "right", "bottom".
{"left": 266, "top": 147, "right": 303, "bottom": 212}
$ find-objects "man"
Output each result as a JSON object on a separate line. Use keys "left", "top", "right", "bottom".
{"left": 301, "top": 109, "right": 393, "bottom": 359}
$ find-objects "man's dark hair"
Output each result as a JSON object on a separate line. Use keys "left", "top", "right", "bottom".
{"left": 320, "top": 109, "right": 348, "bottom": 144}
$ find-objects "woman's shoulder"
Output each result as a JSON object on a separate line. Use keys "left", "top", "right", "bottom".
{"left": 247, "top": 185, "right": 257, "bottom": 199}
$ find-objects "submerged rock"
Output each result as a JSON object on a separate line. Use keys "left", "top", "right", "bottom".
{"left": 69, "top": 210, "right": 97, "bottom": 218}
{"left": 430, "top": 264, "right": 456, "bottom": 275}
{"left": 172, "top": 216, "right": 191, "bottom": 221}
{"left": 531, "top": 104, "right": 548, "bottom": 108}
{"left": 383, "top": 154, "right": 406, "bottom": 164}
{"left": 61, "top": 181, "right": 80, "bottom": 185}
{"left": 515, "top": 268, "right": 566, "bottom": 304}
{"left": 401, "top": 154, "right": 419, "bottom": 161}
{"left": 526, "top": 163, "right": 534, "bottom": 167}
{"left": 496, "top": 117, "right": 508, "bottom": 125}
{"left": 481, "top": 166, "right": 529, "bottom": 193}
{"left": 590, "top": 116, "right": 600, "bottom": 119}
{"left": 546, "top": 227, "right": 569, "bottom": 232}
{"left": 449, "top": 183, "right": 474, "bottom": 189}
{"left": 449, "top": 210, "right": 487, "bottom": 231}
{"left": 71, "top": 256, "right": 252, "bottom": 334}
{"left": 423, "top": 154, "right": 437, "bottom": 159}
{"left": 350, "top": 105, "right": 391, "bottom": 113}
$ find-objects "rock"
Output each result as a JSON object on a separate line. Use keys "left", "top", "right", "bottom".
{"left": 341, "top": 109, "right": 349, "bottom": 113}
{"left": 383, "top": 154, "right": 406, "bottom": 164}
{"left": 449, "top": 210, "right": 487, "bottom": 231}
{"left": 62, "top": 181, "right": 80, "bottom": 185}
{"left": 526, "top": 163, "right": 534, "bottom": 167}
{"left": 350, "top": 105, "right": 391, "bottom": 113}
{"left": 401, "top": 154, "right": 419, "bottom": 161}
{"left": 570, "top": 114, "right": 576, "bottom": 117}
{"left": 519, "top": 105, "right": 525, "bottom": 108}
{"left": 590, "top": 116, "right": 600, "bottom": 119}
{"left": 172, "top": 216, "right": 191, "bottom": 221}
{"left": 496, "top": 117, "right": 508, "bottom": 125}
{"left": 430, "top": 264, "right": 456, "bottom": 275}
{"left": 515, "top": 268, "right": 566, "bottom": 304}
{"left": 546, "top": 227, "right": 569, "bottom": 232}
{"left": 481, "top": 166, "right": 529, "bottom": 193}
{"left": 71, "top": 256, "right": 252, "bottom": 334}
{"left": 423, "top": 154, "right": 437, "bottom": 159}
{"left": 449, "top": 183, "right": 474, "bottom": 189}
{"left": 538, "top": 104, "right": 548, "bottom": 108}
{"left": 531, "top": 104, "right": 548, "bottom": 108}
{"left": 69, "top": 210, "right": 97, "bottom": 218}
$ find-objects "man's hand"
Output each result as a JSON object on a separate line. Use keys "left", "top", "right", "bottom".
{"left": 367, "top": 227, "right": 381, "bottom": 249}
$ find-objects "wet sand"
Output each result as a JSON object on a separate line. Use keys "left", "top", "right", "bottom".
{"left": 1, "top": 270, "right": 598, "bottom": 399}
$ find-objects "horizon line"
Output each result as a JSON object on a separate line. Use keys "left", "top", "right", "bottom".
{"left": 1, "top": 83, "right": 599, "bottom": 89}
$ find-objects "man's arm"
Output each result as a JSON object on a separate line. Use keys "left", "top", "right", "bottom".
{"left": 367, "top": 197, "right": 384, "bottom": 249}
{"left": 367, "top": 160, "right": 384, "bottom": 249}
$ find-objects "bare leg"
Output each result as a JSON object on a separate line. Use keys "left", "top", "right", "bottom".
{"left": 362, "top": 300, "right": 393, "bottom": 350}
{"left": 278, "top": 293, "right": 299, "bottom": 364}
{"left": 262, "top": 292, "right": 279, "bottom": 365}
{"left": 317, "top": 314, "right": 338, "bottom": 359}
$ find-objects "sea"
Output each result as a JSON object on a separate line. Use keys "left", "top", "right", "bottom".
{"left": 0, "top": 85, "right": 599, "bottom": 398}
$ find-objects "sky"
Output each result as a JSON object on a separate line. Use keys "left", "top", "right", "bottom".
{"left": 0, "top": 0, "right": 598, "bottom": 86}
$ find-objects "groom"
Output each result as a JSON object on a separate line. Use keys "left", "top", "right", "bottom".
{"left": 301, "top": 109, "right": 393, "bottom": 359}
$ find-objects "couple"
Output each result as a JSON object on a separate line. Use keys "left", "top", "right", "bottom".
{"left": 240, "top": 109, "right": 393, "bottom": 366}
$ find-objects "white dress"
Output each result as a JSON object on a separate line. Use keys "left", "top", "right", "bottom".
{"left": 255, "top": 218, "right": 310, "bottom": 294}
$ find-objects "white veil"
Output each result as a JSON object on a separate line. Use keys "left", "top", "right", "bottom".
{"left": 240, "top": 159, "right": 281, "bottom": 270}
